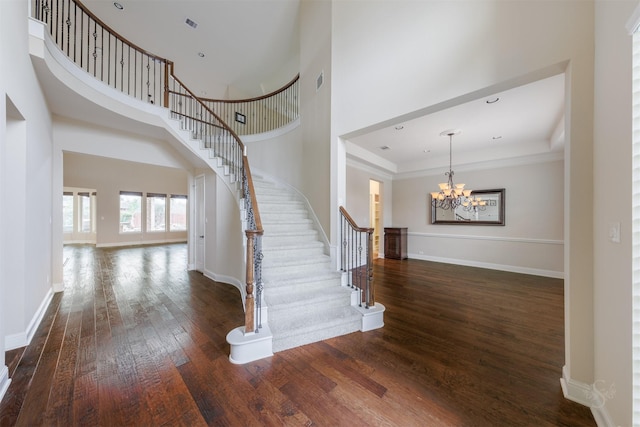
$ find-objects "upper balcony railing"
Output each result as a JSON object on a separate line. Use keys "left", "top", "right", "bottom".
{"left": 199, "top": 75, "right": 299, "bottom": 136}
{"left": 32, "top": 0, "right": 265, "bottom": 334}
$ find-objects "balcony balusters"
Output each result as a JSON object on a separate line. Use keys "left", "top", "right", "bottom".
{"left": 32, "top": 0, "right": 264, "bottom": 334}
{"left": 339, "top": 207, "right": 375, "bottom": 309}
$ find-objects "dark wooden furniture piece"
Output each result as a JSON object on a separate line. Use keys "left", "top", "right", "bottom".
{"left": 384, "top": 227, "right": 408, "bottom": 259}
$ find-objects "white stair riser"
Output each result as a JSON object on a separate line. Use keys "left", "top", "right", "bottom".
{"left": 252, "top": 176, "right": 368, "bottom": 353}
{"left": 265, "top": 278, "right": 342, "bottom": 294}
{"left": 272, "top": 320, "right": 361, "bottom": 353}
{"left": 262, "top": 246, "right": 324, "bottom": 260}
{"left": 262, "top": 223, "right": 313, "bottom": 232}
{"left": 267, "top": 294, "right": 352, "bottom": 315}
{"left": 262, "top": 233, "right": 318, "bottom": 245}
{"left": 262, "top": 262, "right": 331, "bottom": 276}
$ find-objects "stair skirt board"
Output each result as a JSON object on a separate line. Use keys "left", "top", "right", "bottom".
{"left": 227, "top": 174, "right": 384, "bottom": 358}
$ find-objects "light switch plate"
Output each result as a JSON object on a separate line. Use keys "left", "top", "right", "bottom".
{"left": 608, "top": 222, "right": 620, "bottom": 243}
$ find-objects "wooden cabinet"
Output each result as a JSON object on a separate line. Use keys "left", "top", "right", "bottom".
{"left": 384, "top": 227, "right": 408, "bottom": 260}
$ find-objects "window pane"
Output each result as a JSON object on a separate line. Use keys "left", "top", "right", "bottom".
{"left": 170, "top": 196, "right": 187, "bottom": 231}
{"left": 147, "top": 195, "right": 166, "bottom": 232}
{"left": 120, "top": 194, "right": 142, "bottom": 233}
{"left": 63, "top": 194, "right": 74, "bottom": 233}
{"left": 80, "top": 194, "right": 91, "bottom": 233}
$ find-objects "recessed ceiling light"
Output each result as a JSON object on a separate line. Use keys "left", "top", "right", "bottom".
{"left": 380, "top": 146, "right": 390, "bottom": 150}
{"left": 186, "top": 18, "right": 198, "bottom": 29}
{"left": 198, "top": 52, "right": 205, "bottom": 58}
{"left": 486, "top": 97, "right": 500, "bottom": 104}
{"left": 113, "top": 2, "right": 124, "bottom": 10}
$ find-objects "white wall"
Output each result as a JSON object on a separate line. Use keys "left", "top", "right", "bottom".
{"left": 391, "top": 160, "right": 564, "bottom": 277}
{"left": 54, "top": 116, "right": 194, "bottom": 171}
{"left": 299, "top": 0, "right": 332, "bottom": 239}
{"left": 201, "top": 170, "right": 245, "bottom": 298}
{"left": 63, "top": 152, "right": 189, "bottom": 247}
{"left": 243, "top": 123, "right": 303, "bottom": 187}
{"left": 346, "top": 160, "right": 393, "bottom": 231}
{"left": 331, "top": 0, "right": 599, "bottom": 421}
{"left": 1, "top": 0, "right": 54, "bottom": 358}
{"left": 593, "top": 1, "right": 635, "bottom": 424}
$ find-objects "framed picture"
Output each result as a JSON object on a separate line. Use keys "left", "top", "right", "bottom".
{"left": 235, "top": 112, "right": 246, "bottom": 124}
{"left": 430, "top": 188, "right": 505, "bottom": 226}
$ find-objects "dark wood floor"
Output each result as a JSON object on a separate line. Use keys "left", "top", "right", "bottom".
{"left": 0, "top": 243, "right": 595, "bottom": 426}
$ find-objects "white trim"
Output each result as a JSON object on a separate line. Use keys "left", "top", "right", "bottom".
{"left": 52, "top": 281, "right": 64, "bottom": 293}
{"left": 394, "top": 151, "right": 564, "bottom": 181}
{"left": 560, "top": 366, "right": 616, "bottom": 427}
{"left": 240, "top": 117, "right": 300, "bottom": 144}
{"left": 408, "top": 231, "right": 563, "bottom": 246}
{"left": 410, "top": 252, "right": 564, "bottom": 279}
{"left": 0, "top": 366, "right": 10, "bottom": 404}
{"left": 346, "top": 157, "right": 394, "bottom": 181}
{"left": 627, "top": 2, "right": 640, "bottom": 34}
{"left": 63, "top": 239, "right": 97, "bottom": 245}
{"left": 4, "top": 288, "right": 53, "bottom": 351}
{"left": 204, "top": 269, "right": 245, "bottom": 308}
{"left": 95, "top": 238, "right": 187, "bottom": 248}
{"left": 226, "top": 325, "right": 273, "bottom": 364}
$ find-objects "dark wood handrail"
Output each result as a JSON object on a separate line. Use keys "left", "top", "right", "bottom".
{"left": 339, "top": 206, "right": 374, "bottom": 234}
{"left": 33, "top": 0, "right": 266, "bottom": 334}
{"left": 200, "top": 74, "right": 299, "bottom": 104}
{"left": 167, "top": 75, "right": 246, "bottom": 152}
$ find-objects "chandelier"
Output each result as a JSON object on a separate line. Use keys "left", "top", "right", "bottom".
{"left": 430, "top": 129, "right": 485, "bottom": 211}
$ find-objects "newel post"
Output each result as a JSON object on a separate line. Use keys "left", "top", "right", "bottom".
{"left": 244, "top": 230, "right": 258, "bottom": 333}
{"left": 367, "top": 229, "right": 375, "bottom": 308}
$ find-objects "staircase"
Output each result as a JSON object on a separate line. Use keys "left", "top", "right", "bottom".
{"left": 253, "top": 176, "right": 362, "bottom": 352}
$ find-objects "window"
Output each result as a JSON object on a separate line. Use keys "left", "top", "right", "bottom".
{"left": 170, "top": 194, "right": 187, "bottom": 231}
{"left": 62, "top": 192, "right": 74, "bottom": 233}
{"left": 120, "top": 191, "right": 142, "bottom": 233}
{"left": 78, "top": 192, "right": 91, "bottom": 233}
{"left": 146, "top": 193, "right": 166, "bottom": 232}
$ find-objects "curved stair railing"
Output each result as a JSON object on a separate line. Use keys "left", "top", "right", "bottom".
{"left": 32, "top": 0, "right": 266, "bottom": 333}
{"left": 199, "top": 75, "right": 299, "bottom": 136}
{"left": 339, "top": 207, "right": 375, "bottom": 309}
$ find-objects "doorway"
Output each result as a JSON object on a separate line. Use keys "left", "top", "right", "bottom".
{"left": 369, "top": 180, "right": 382, "bottom": 258}
{"left": 194, "top": 175, "right": 205, "bottom": 272}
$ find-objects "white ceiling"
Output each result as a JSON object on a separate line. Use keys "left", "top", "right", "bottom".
{"left": 82, "top": 0, "right": 301, "bottom": 98}
{"left": 42, "top": 1, "right": 565, "bottom": 175}
{"left": 347, "top": 73, "right": 566, "bottom": 175}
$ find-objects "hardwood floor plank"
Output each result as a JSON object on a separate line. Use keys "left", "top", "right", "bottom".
{"left": 1, "top": 244, "right": 595, "bottom": 426}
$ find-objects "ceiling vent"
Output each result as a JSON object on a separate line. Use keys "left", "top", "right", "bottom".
{"left": 185, "top": 18, "right": 198, "bottom": 29}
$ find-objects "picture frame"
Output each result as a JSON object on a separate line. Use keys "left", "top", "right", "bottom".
{"left": 235, "top": 112, "right": 246, "bottom": 124}
{"left": 430, "top": 188, "right": 505, "bottom": 226}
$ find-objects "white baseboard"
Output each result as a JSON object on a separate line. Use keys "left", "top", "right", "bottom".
{"left": 203, "top": 269, "right": 244, "bottom": 303}
{"left": 96, "top": 238, "right": 187, "bottom": 248}
{"left": 409, "top": 253, "right": 564, "bottom": 279}
{"left": 0, "top": 366, "right": 10, "bottom": 404}
{"left": 560, "top": 366, "right": 615, "bottom": 427}
{"left": 4, "top": 288, "right": 53, "bottom": 351}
